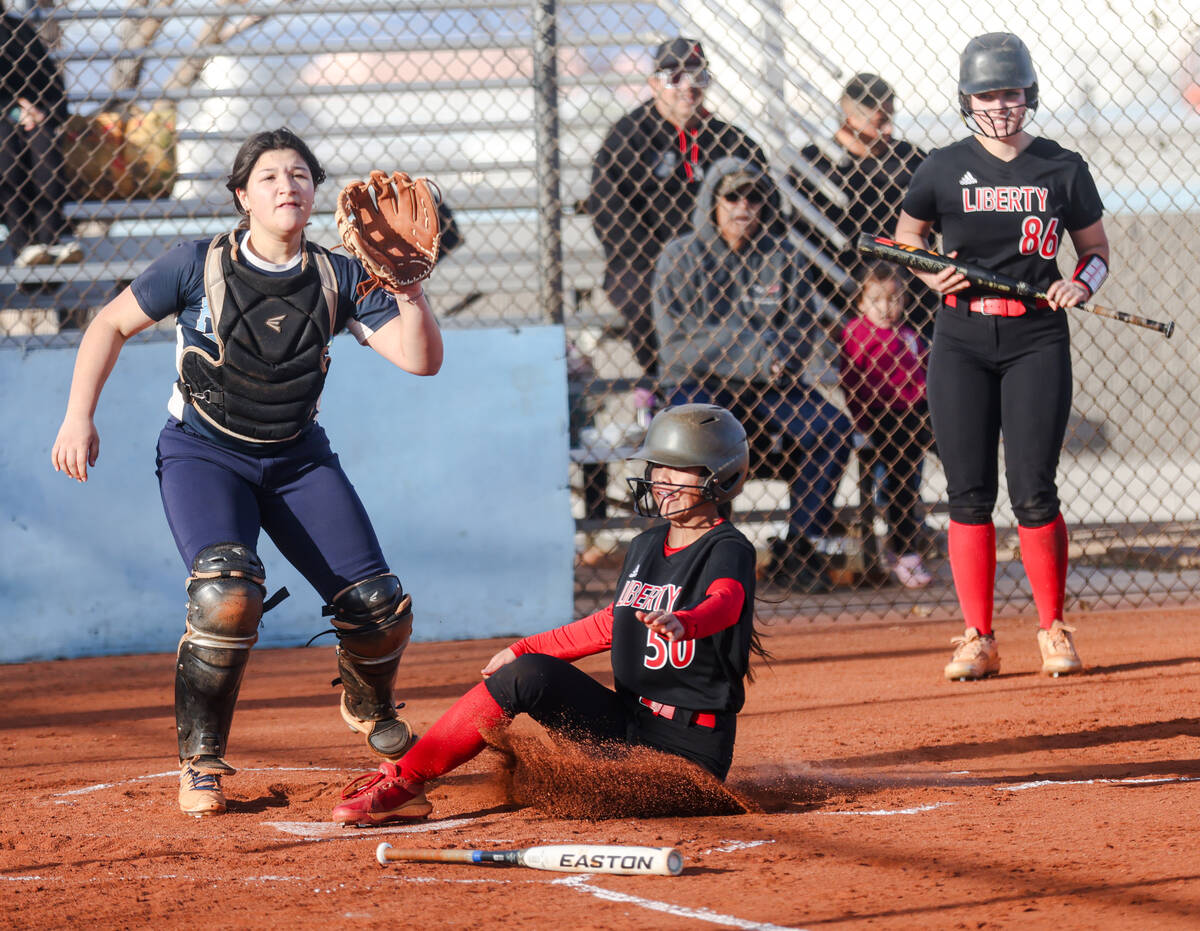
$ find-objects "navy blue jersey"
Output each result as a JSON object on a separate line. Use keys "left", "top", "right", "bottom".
{"left": 610, "top": 521, "right": 757, "bottom": 713}
{"left": 902, "top": 136, "right": 1103, "bottom": 293}
{"left": 130, "top": 233, "right": 400, "bottom": 446}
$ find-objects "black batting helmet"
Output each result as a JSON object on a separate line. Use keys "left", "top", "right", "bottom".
{"left": 958, "top": 32, "right": 1038, "bottom": 122}
{"left": 627, "top": 404, "right": 749, "bottom": 516}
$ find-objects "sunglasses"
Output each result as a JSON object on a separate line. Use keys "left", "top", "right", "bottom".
{"left": 655, "top": 68, "right": 711, "bottom": 89}
{"left": 720, "top": 190, "right": 764, "bottom": 204}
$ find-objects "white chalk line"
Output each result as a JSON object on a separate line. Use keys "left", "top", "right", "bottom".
{"left": 553, "top": 874, "right": 806, "bottom": 931}
{"left": 53, "top": 766, "right": 348, "bottom": 798}
{"left": 698, "top": 839, "right": 776, "bottom": 855}
{"left": 997, "top": 775, "right": 1200, "bottom": 792}
{"left": 819, "top": 802, "right": 954, "bottom": 816}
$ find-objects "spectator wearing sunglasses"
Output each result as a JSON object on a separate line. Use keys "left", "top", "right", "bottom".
{"left": 586, "top": 38, "right": 771, "bottom": 396}
{"left": 652, "top": 158, "right": 853, "bottom": 593}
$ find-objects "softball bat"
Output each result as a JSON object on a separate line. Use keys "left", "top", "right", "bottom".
{"left": 375, "top": 842, "right": 684, "bottom": 876}
{"left": 858, "top": 234, "right": 1174, "bottom": 338}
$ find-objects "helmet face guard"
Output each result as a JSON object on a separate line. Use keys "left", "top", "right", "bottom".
{"left": 626, "top": 404, "right": 749, "bottom": 518}
{"left": 958, "top": 32, "right": 1038, "bottom": 136}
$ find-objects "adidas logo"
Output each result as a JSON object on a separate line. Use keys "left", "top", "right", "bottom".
{"left": 959, "top": 171, "right": 978, "bottom": 185}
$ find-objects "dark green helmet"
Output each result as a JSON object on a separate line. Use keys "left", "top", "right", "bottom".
{"left": 628, "top": 404, "right": 749, "bottom": 514}
{"left": 958, "top": 33, "right": 1038, "bottom": 119}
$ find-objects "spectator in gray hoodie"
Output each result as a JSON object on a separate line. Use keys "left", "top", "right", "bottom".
{"left": 652, "top": 157, "right": 853, "bottom": 592}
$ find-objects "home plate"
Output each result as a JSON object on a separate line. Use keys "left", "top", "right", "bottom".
{"left": 265, "top": 817, "right": 478, "bottom": 838}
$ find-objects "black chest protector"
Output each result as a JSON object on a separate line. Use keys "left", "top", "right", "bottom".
{"left": 178, "top": 232, "right": 339, "bottom": 444}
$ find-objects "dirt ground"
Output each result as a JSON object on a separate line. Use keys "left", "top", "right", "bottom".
{"left": 2, "top": 604, "right": 1199, "bottom": 930}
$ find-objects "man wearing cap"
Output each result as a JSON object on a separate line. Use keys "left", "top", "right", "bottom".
{"left": 652, "top": 157, "right": 853, "bottom": 593}
{"left": 586, "top": 37, "right": 771, "bottom": 386}
{"left": 787, "top": 73, "right": 935, "bottom": 338}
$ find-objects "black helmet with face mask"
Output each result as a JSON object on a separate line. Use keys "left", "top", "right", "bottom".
{"left": 958, "top": 33, "right": 1038, "bottom": 134}
{"left": 626, "top": 404, "right": 749, "bottom": 517}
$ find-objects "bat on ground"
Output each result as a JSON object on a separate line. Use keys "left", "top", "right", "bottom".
{"left": 375, "top": 841, "right": 683, "bottom": 876}
{"left": 858, "top": 234, "right": 1174, "bottom": 339}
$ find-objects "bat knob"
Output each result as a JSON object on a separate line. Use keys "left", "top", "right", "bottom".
{"left": 376, "top": 842, "right": 392, "bottom": 866}
{"left": 1166, "top": 321, "right": 1175, "bottom": 339}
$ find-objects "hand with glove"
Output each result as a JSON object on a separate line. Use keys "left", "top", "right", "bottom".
{"left": 336, "top": 170, "right": 441, "bottom": 297}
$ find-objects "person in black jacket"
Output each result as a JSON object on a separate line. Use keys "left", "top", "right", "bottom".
{"left": 0, "top": 3, "right": 80, "bottom": 266}
{"left": 787, "top": 73, "right": 935, "bottom": 338}
{"left": 586, "top": 38, "right": 771, "bottom": 393}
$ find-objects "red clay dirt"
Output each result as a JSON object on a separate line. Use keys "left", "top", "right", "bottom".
{"left": 2, "top": 605, "right": 1199, "bottom": 929}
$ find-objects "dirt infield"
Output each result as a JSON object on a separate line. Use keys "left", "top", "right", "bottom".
{"left": 3, "top": 605, "right": 1199, "bottom": 930}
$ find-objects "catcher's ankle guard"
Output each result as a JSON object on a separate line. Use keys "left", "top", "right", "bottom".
{"left": 325, "top": 574, "right": 415, "bottom": 755}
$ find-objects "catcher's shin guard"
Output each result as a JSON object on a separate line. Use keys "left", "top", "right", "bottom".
{"left": 175, "top": 543, "right": 266, "bottom": 770}
{"left": 328, "top": 574, "right": 415, "bottom": 759}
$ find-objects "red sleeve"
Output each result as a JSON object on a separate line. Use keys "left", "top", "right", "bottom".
{"left": 509, "top": 605, "right": 614, "bottom": 661}
{"left": 672, "top": 578, "right": 746, "bottom": 640}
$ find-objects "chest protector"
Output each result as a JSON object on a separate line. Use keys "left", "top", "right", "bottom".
{"left": 178, "top": 232, "right": 339, "bottom": 444}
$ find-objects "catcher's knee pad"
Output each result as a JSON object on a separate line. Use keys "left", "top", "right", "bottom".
{"left": 329, "top": 574, "right": 413, "bottom": 662}
{"left": 329, "top": 574, "right": 415, "bottom": 758}
{"left": 176, "top": 543, "right": 266, "bottom": 766}
{"left": 184, "top": 542, "right": 266, "bottom": 648}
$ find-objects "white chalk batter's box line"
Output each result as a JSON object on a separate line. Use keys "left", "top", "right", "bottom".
{"left": 818, "top": 774, "right": 1200, "bottom": 815}
{"left": 52, "top": 766, "right": 350, "bottom": 799}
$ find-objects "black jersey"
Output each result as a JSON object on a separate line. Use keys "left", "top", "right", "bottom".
{"left": 609, "top": 521, "right": 757, "bottom": 714}
{"left": 902, "top": 136, "right": 1103, "bottom": 293}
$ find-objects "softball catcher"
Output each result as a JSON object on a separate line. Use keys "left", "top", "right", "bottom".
{"left": 51, "top": 128, "right": 443, "bottom": 816}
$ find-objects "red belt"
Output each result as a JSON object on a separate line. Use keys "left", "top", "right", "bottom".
{"left": 639, "top": 696, "right": 717, "bottom": 728}
{"left": 945, "top": 294, "right": 1048, "bottom": 317}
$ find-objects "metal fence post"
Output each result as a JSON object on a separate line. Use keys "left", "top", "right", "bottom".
{"left": 532, "top": 0, "right": 565, "bottom": 325}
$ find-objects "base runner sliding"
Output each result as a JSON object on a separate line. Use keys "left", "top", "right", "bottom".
{"left": 332, "top": 404, "right": 767, "bottom": 825}
{"left": 893, "top": 33, "right": 1110, "bottom": 681}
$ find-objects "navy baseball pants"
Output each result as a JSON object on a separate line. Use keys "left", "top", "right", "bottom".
{"left": 155, "top": 418, "right": 390, "bottom": 602}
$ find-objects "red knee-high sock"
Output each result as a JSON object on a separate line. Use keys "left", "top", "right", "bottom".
{"left": 1018, "top": 514, "right": 1068, "bottom": 630}
{"left": 948, "top": 520, "right": 996, "bottom": 636}
{"left": 398, "top": 682, "right": 510, "bottom": 785}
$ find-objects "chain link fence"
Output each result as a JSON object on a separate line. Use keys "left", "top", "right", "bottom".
{"left": 3, "top": 0, "right": 1199, "bottom": 620}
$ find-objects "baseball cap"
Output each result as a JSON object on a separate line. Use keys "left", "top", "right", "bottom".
{"left": 715, "top": 169, "right": 763, "bottom": 198}
{"left": 843, "top": 73, "right": 894, "bottom": 108}
{"left": 654, "top": 37, "right": 708, "bottom": 71}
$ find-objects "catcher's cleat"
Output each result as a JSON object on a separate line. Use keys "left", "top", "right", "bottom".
{"left": 1037, "top": 620, "right": 1083, "bottom": 677}
{"left": 340, "top": 693, "right": 417, "bottom": 760}
{"left": 944, "top": 628, "right": 1001, "bottom": 681}
{"left": 332, "top": 763, "right": 433, "bottom": 826}
{"left": 179, "top": 761, "right": 227, "bottom": 817}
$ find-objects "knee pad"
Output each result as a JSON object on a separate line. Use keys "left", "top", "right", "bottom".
{"left": 184, "top": 542, "right": 266, "bottom": 651}
{"left": 328, "top": 574, "right": 413, "bottom": 662}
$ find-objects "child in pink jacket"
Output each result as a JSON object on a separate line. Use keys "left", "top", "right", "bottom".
{"left": 839, "top": 262, "right": 933, "bottom": 587}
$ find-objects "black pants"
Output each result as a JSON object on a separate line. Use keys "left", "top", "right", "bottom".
{"left": 484, "top": 653, "right": 736, "bottom": 780}
{"left": 926, "top": 303, "right": 1071, "bottom": 526}
{"left": 0, "top": 118, "right": 70, "bottom": 254}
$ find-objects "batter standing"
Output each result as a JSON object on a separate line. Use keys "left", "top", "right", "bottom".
{"left": 894, "top": 33, "right": 1109, "bottom": 680}
{"left": 332, "top": 404, "right": 764, "bottom": 825}
{"left": 51, "top": 129, "right": 443, "bottom": 815}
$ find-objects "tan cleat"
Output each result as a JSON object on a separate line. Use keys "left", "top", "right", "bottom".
{"left": 1037, "top": 620, "right": 1082, "bottom": 677}
{"left": 944, "top": 628, "right": 1001, "bottom": 681}
{"left": 179, "top": 761, "right": 227, "bottom": 817}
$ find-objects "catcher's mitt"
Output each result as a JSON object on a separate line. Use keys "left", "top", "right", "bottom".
{"left": 335, "top": 169, "right": 440, "bottom": 296}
